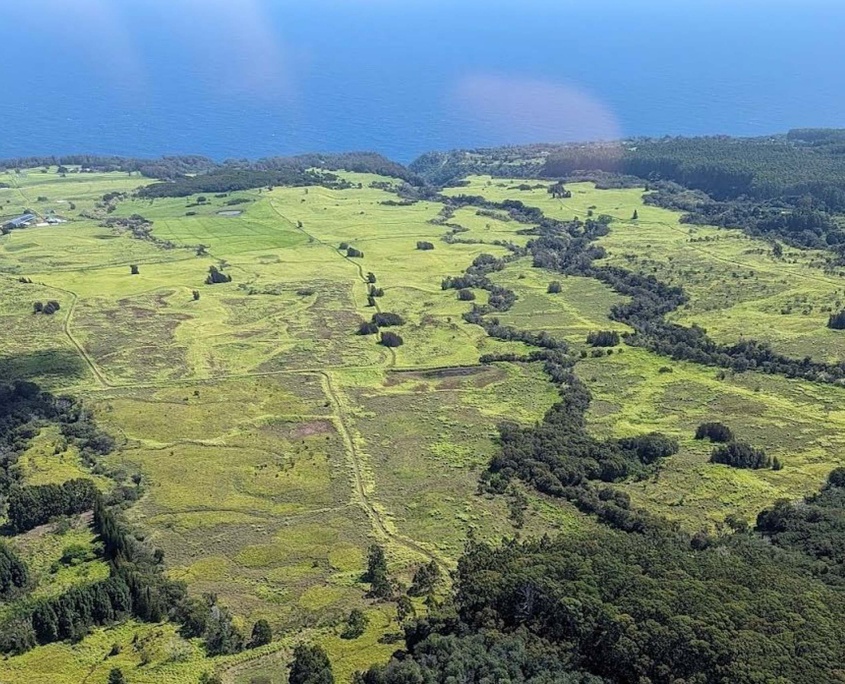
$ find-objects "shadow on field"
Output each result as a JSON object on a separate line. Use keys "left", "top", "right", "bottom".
{"left": 0, "top": 349, "right": 88, "bottom": 383}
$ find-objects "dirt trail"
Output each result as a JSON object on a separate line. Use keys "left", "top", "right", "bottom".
{"left": 319, "top": 370, "right": 449, "bottom": 573}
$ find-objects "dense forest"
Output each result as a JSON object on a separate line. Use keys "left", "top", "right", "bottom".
{"left": 359, "top": 482, "right": 845, "bottom": 684}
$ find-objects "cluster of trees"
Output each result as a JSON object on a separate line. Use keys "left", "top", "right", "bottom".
{"left": 137, "top": 168, "right": 344, "bottom": 198}
{"left": 0, "top": 497, "right": 184, "bottom": 654}
{"left": 6, "top": 479, "right": 99, "bottom": 533}
{"left": 0, "top": 155, "right": 216, "bottom": 178}
{"left": 756, "top": 467, "right": 845, "bottom": 584}
{"left": 359, "top": 313, "right": 404, "bottom": 336}
{"left": 449, "top": 193, "right": 845, "bottom": 386}
{"left": 371, "top": 312, "right": 404, "bottom": 327}
{"left": 175, "top": 593, "right": 271, "bottom": 655}
{"left": 586, "top": 330, "right": 620, "bottom": 347}
{"left": 442, "top": 253, "right": 517, "bottom": 313}
{"left": 694, "top": 421, "right": 733, "bottom": 442}
{"left": 710, "top": 441, "right": 777, "bottom": 470}
{"left": 205, "top": 265, "right": 232, "bottom": 284}
{"left": 32, "top": 300, "right": 61, "bottom": 315}
{"left": 542, "top": 134, "right": 845, "bottom": 208}
{"left": 0, "top": 543, "right": 29, "bottom": 599}
{"left": 0, "top": 381, "right": 113, "bottom": 495}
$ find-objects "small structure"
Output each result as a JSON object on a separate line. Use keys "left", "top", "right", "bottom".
{"left": 2, "top": 213, "right": 36, "bottom": 230}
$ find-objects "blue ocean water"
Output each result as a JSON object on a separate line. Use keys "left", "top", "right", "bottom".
{"left": 1, "top": 0, "right": 843, "bottom": 163}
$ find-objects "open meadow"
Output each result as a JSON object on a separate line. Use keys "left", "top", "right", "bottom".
{"left": 1, "top": 167, "right": 843, "bottom": 682}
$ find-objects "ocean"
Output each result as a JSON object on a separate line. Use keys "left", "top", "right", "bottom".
{"left": 1, "top": 0, "right": 843, "bottom": 163}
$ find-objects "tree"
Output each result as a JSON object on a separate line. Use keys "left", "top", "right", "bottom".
{"left": 130, "top": 264, "right": 139, "bottom": 275}
{"left": 828, "top": 310, "right": 845, "bottom": 329}
{"left": 341, "top": 609, "right": 368, "bottom": 639}
{"left": 379, "top": 332, "right": 403, "bottom": 349}
{"left": 632, "top": 209, "right": 639, "bottom": 220}
{"left": 43, "top": 300, "right": 61, "bottom": 315}
{"left": 416, "top": 241, "right": 435, "bottom": 251}
{"left": 108, "top": 668, "right": 125, "bottom": 684}
{"left": 346, "top": 247, "right": 364, "bottom": 258}
{"left": 192, "top": 290, "right": 200, "bottom": 301}
{"left": 395, "top": 596, "right": 415, "bottom": 624}
{"left": 409, "top": 560, "right": 440, "bottom": 597}
{"left": 457, "top": 289, "right": 475, "bottom": 301}
{"left": 547, "top": 281, "right": 562, "bottom": 294}
{"left": 33, "top": 301, "right": 43, "bottom": 314}
{"left": 358, "top": 321, "right": 379, "bottom": 335}
{"left": 204, "top": 605, "right": 244, "bottom": 656}
{"left": 366, "top": 272, "right": 377, "bottom": 284}
{"left": 289, "top": 643, "right": 334, "bottom": 684}
{"left": 206, "top": 265, "right": 232, "bottom": 285}
{"left": 364, "top": 545, "right": 392, "bottom": 599}
{"left": 248, "top": 619, "right": 272, "bottom": 648}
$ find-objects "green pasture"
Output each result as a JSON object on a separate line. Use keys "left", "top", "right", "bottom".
{"left": 2, "top": 168, "right": 845, "bottom": 681}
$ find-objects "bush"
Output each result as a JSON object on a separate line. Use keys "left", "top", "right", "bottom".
{"left": 416, "top": 241, "right": 435, "bottom": 250}
{"left": 547, "top": 281, "right": 562, "bottom": 294}
{"left": 358, "top": 321, "right": 379, "bottom": 335}
{"left": 711, "top": 441, "right": 771, "bottom": 469}
{"left": 695, "top": 422, "right": 733, "bottom": 443}
{"left": 457, "top": 289, "right": 476, "bottom": 301}
{"left": 346, "top": 247, "right": 363, "bottom": 258}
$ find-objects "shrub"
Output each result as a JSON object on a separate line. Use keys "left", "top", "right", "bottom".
{"left": 358, "top": 321, "right": 379, "bottom": 335}
{"left": 416, "top": 241, "right": 435, "bottom": 250}
{"left": 346, "top": 247, "right": 363, "bottom": 258}
{"left": 547, "top": 281, "right": 562, "bottom": 294}
{"left": 695, "top": 422, "right": 733, "bottom": 442}
{"left": 711, "top": 441, "right": 771, "bottom": 469}
{"left": 457, "top": 289, "right": 476, "bottom": 301}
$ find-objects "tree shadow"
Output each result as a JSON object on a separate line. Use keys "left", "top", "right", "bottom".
{"left": 0, "top": 349, "right": 88, "bottom": 385}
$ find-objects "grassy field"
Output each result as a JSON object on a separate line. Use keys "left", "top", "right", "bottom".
{"left": 1, "top": 168, "right": 844, "bottom": 682}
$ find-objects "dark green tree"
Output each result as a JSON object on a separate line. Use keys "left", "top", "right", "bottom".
{"left": 341, "top": 609, "right": 368, "bottom": 639}
{"left": 289, "top": 643, "right": 334, "bottom": 684}
{"left": 248, "top": 619, "right": 272, "bottom": 648}
{"left": 108, "top": 668, "right": 125, "bottom": 684}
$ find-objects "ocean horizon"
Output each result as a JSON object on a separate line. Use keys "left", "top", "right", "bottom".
{"left": 2, "top": 0, "right": 843, "bottom": 163}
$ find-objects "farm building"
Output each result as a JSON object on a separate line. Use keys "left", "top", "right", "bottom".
{"left": 2, "top": 213, "right": 36, "bottom": 230}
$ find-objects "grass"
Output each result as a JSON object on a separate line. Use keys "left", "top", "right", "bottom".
{"left": 1, "top": 168, "right": 844, "bottom": 681}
